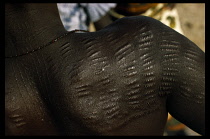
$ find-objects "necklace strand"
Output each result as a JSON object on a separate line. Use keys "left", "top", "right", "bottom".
{"left": 5, "top": 29, "right": 89, "bottom": 58}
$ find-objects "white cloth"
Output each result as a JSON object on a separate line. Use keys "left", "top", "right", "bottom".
{"left": 57, "top": 3, "right": 116, "bottom": 31}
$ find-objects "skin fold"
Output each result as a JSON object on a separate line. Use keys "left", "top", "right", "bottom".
{"left": 5, "top": 3, "right": 205, "bottom": 136}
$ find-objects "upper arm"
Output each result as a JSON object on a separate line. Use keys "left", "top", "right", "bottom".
{"left": 134, "top": 16, "right": 206, "bottom": 135}
{"left": 164, "top": 33, "right": 205, "bottom": 135}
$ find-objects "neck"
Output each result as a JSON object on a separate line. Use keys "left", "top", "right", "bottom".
{"left": 5, "top": 3, "right": 67, "bottom": 57}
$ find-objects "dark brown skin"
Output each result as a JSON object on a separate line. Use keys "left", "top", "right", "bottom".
{"left": 5, "top": 3, "right": 205, "bottom": 136}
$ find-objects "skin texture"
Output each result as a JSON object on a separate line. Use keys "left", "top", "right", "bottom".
{"left": 5, "top": 3, "right": 205, "bottom": 136}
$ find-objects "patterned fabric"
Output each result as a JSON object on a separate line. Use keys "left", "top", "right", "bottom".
{"left": 57, "top": 3, "right": 116, "bottom": 31}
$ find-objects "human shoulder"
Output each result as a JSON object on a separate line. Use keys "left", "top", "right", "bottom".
{"left": 101, "top": 16, "right": 165, "bottom": 33}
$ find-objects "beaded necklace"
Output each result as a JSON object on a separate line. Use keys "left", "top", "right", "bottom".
{"left": 5, "top": 29, "right": 89, "bottom": 58}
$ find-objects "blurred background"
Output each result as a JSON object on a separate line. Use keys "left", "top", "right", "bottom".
{"left": 58, "top": 3, "right": 205, "bottom": 136}
{"left": 176, "top": 3, "right": 205, "bottom": 52}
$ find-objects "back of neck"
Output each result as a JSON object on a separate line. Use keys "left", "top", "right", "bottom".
{"left": 5, "top": 3, "right": 67, "bottom": 58}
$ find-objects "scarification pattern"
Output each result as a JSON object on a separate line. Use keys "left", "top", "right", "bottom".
{"left": 159, "top": 39, "right": 180, "bottom": 96}
{"left": 63, "top": 24, "right": 164, "bottom": 133}
{"left": 69, "top": 38, "right": 126, "bottom": 132}
{"left": 157, "top": 29, "right": 205, "bottom": 104}
{"left": 8, "top": 111, "right": 27, "bottom": 128}
{"left": 178, "top": 41, "right": 205, "bottom": 103}
{"left": 7, "top": 60, "right": 29, "bottom": 129}
{"left": 134, "top": 26, "right": 158, "bottom": 110}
